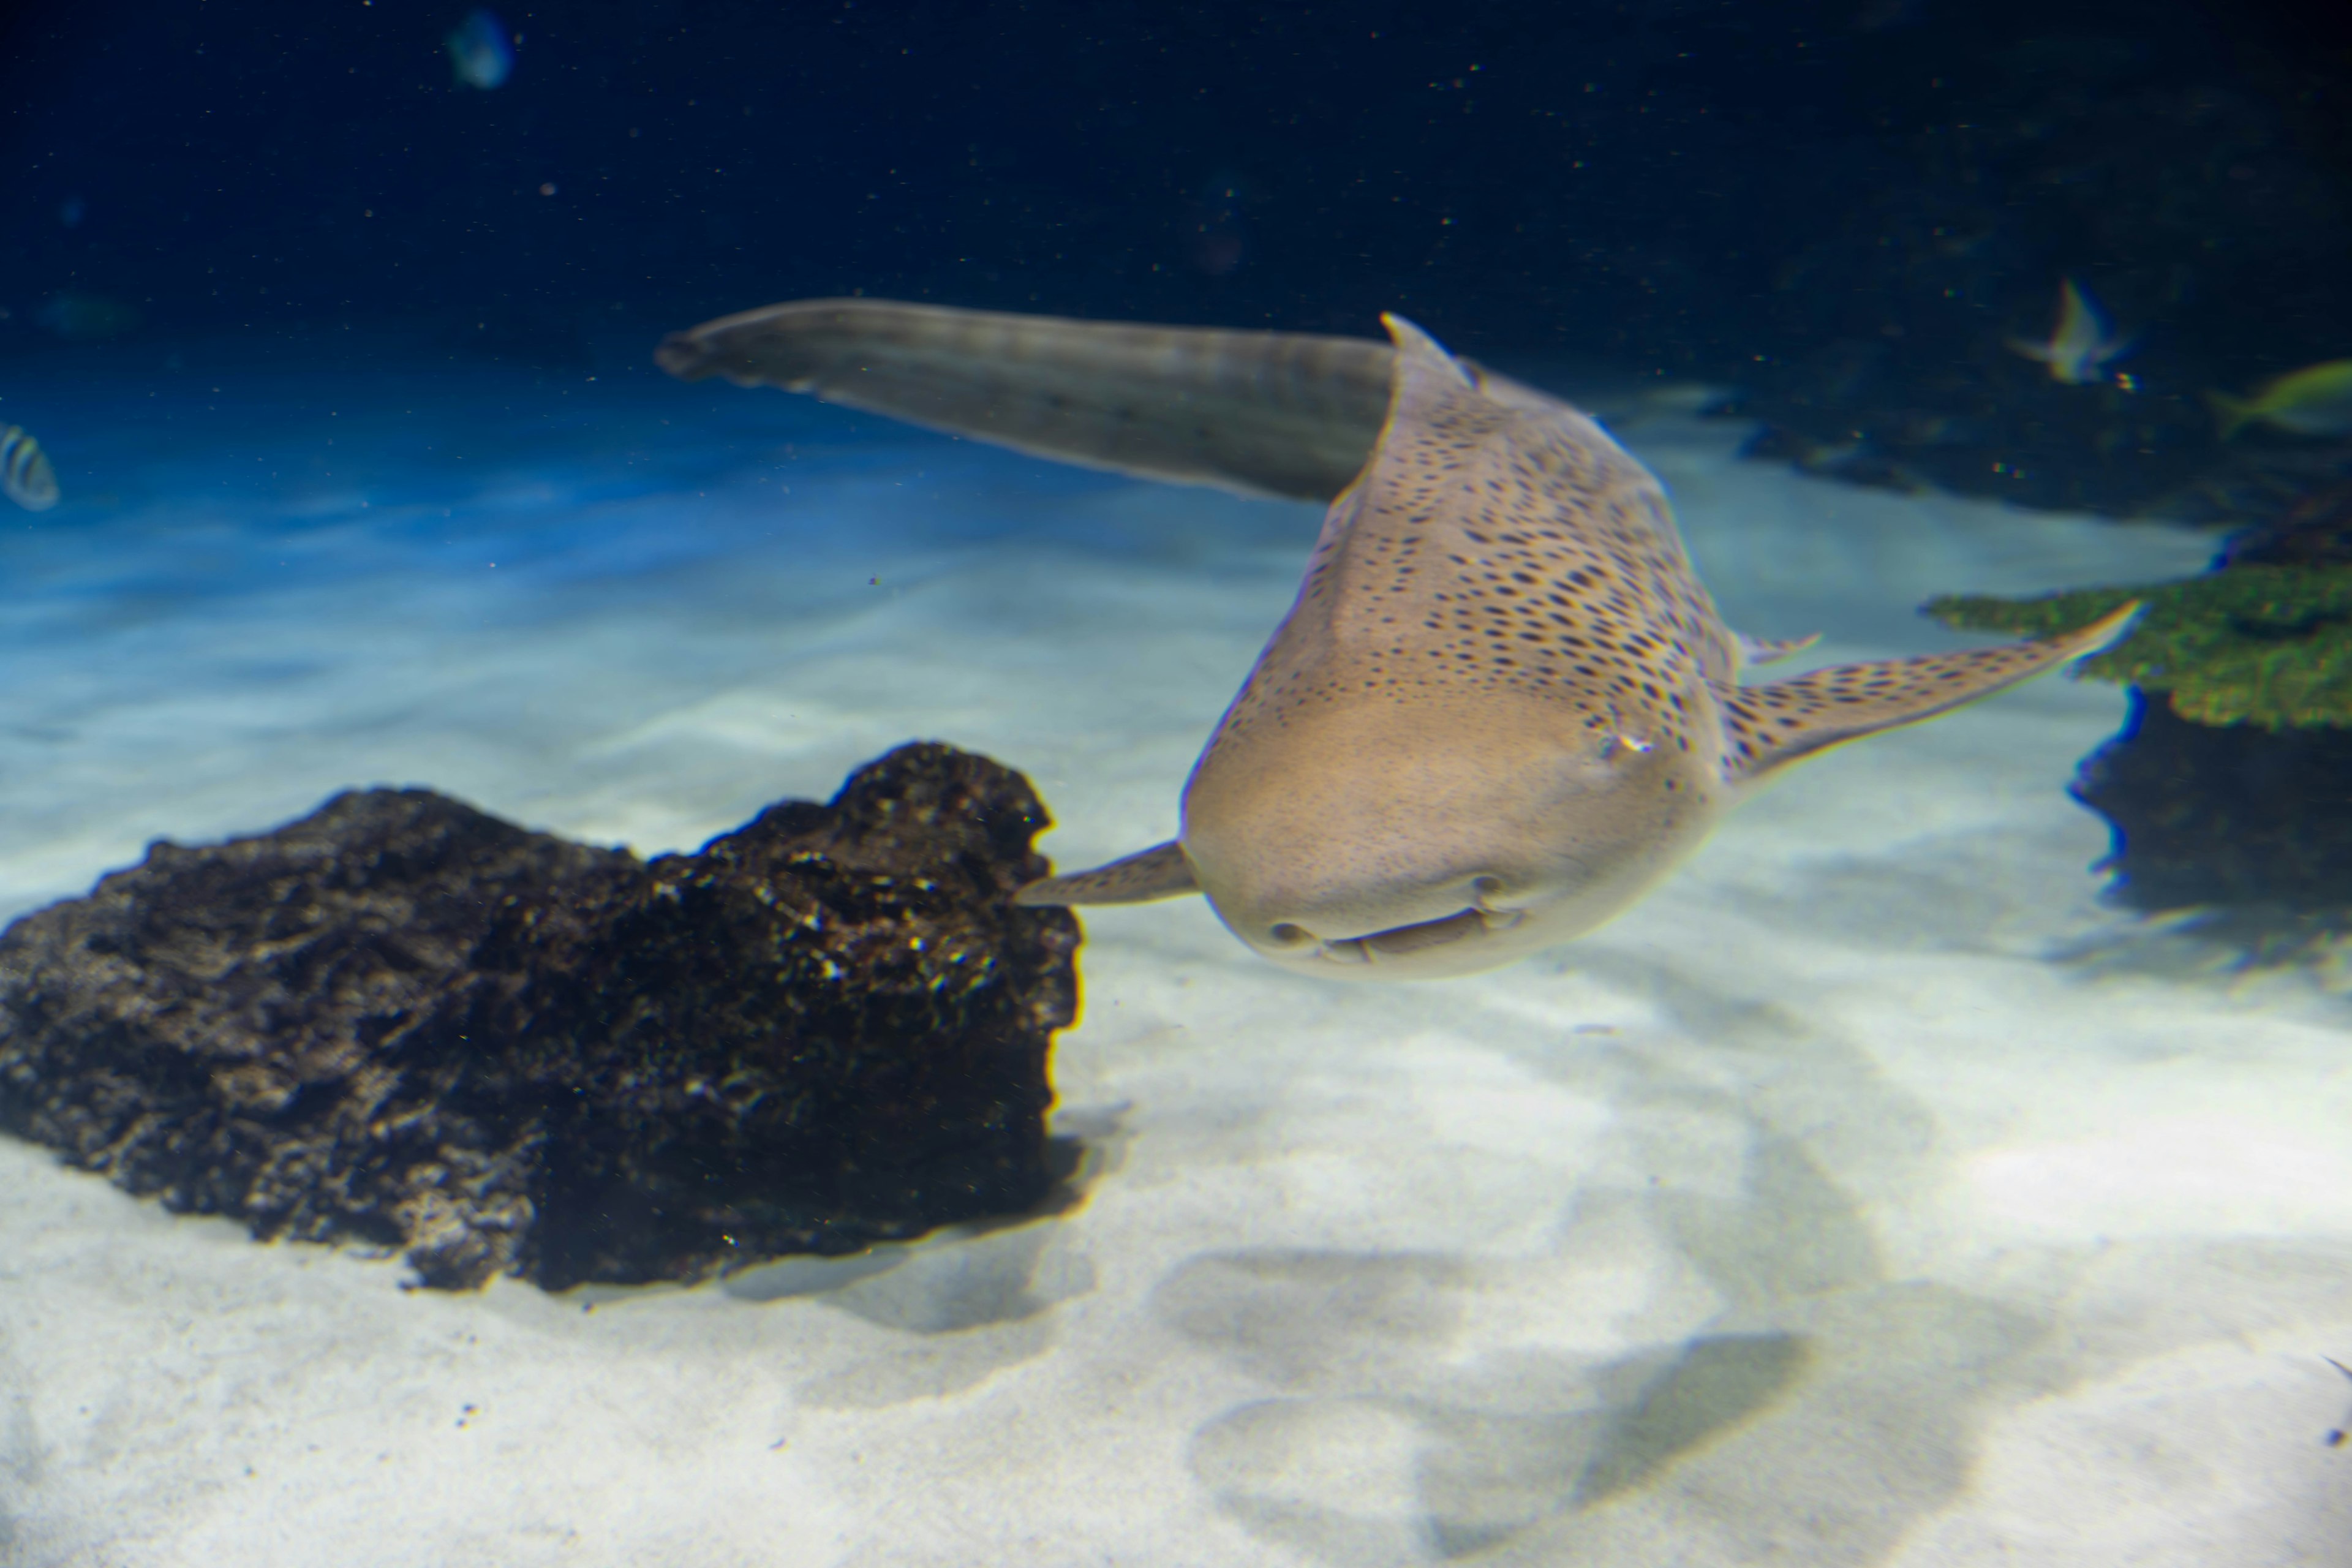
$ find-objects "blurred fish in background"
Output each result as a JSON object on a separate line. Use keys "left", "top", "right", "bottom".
{"left": 36, "top": 292, "right": 141, "bottom": 342}
{"left": 446, "top": 9, "right": 514, "bottom": 90}
{"left": 2008, "top": 277, "right": 2133, "bottom": 385}
{"left": 0, "top": 426, "right": 60, "bottom": 512}
{"left": 2207, "top": 360, "right": 2352, "bottom": 440}
{"left": 58, "top": 195, "right": 85, "bottom": 229}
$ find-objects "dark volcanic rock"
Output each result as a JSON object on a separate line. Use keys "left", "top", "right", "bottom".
{"left": 0, "top": 743, "right": 1080, "bottom": 1290}
{"left": 2042, "top": 500, "right": 2352, "bottom": 917}
{"left": 2071, "top": 691, "right": 2352, "bottom": 913}
{"left": 2214, "top": 482, "right": 2352, "bottom": 571}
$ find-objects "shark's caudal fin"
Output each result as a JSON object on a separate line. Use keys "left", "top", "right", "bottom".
{"left": 655, "top": 298, "right": 1393, "bottom": 502}
{"left": 1014, "top": 840, "right": 1199, "bottom": 907}
{"left": 1714, "top": 603, "right": 2140, "bottom": 783}
{"left": 655, "top": 298, "right": 1563, "bottom": 504}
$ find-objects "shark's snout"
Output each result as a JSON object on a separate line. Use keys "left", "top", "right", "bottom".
{"left": 1186, "top": 735, "right": 1719, "bottom": 979}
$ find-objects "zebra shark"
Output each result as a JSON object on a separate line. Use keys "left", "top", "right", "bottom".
{"left": 660, "top": 301, "right": 2134, "bottom": 978}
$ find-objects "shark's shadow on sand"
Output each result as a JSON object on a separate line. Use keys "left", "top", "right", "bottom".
{"left": 1150, "top": 962, "right": 2352, "bottom": 1566}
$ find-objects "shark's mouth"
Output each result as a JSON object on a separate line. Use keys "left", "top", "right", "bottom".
{"left": 1308, "top": 905, "right": 1523, "bottom": 966}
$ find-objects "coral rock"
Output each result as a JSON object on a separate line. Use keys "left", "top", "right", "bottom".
{"left": 0, "top": 743, "right": 1079, "bottom": 1289}
{"left": 2071, "top": 690, "right": 2352, "bottom": 912}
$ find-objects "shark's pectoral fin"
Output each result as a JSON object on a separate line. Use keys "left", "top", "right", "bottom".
{"left": 1714, "top": 602, "right": 2140, "bottom": 783}
{"left": 1014, "top": 840, "right": 1199, "bottom": 907}
{"left": 1736, "top": 630, "right": 1822, "bottom": 667}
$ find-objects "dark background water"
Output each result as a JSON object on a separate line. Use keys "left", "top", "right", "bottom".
{"left": 4, "top": 0, "right": 2350, "bottom": 514}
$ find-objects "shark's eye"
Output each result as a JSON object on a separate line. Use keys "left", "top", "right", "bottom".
{"left": 1267, "top": 922, "right": 1314, "bottom": 948}
{"left": 1472, "top": 875, "right": 1503, "bottom": 902}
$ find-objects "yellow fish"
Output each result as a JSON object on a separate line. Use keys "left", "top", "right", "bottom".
{"left": 0, "top": 424, "right": 58, "bottom": 511}
{"left": 2206, "top": 360, "right": 2352, "bottom": 440}
{"left": 2007, "top": 277, "right": 2132, "bottom": 386}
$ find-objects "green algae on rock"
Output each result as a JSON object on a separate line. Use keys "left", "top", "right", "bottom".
{"left": 1924, "top": 566, "right": 2352, "bottom": 729}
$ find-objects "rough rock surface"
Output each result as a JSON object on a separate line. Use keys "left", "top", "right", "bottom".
{"left": 0, "top": 743, "right": 1080, "bottom": 1289}
{"left": 1932, "top": 495, "right": 2352, "bottom": 915}
{"left": 2071, "top": 691, "right": 2352, "bottom": 913}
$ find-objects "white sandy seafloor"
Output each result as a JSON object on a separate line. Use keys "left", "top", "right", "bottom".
{"left": 0, "top": 333, "right": 2346, "bottom": 1568}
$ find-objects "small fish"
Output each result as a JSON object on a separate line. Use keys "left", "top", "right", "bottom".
{"left": 446, "top": 9, "right": 514, "bottom": 90}
{"left": 0, "top": 425, "right": 59, "bottom": 511}
{"left": 2206, "top": 361, "right": 2352, "bottom": 442}
{"left": 2008, "top": 277, "right": 2132, "bottom": 386}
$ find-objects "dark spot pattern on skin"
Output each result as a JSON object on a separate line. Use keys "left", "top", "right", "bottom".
{"left": 1207, "top": 334, "right": 1740, "bottom": 766}
{"left": 1709, "top": 631, "right": 2118, "bottom": 777}
{"left": 1199, "top": 323, "right": 2116, "bottom": 788}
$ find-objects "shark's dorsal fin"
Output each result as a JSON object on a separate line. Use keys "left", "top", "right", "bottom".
{"left": 1014, "top": 840, "right": 1199, "bottom": 907}
{"left": 1714, "top": 603, "right": 2139, "bottom": 782}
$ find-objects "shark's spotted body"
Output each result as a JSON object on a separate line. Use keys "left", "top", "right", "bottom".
{"left": 660, "top": 301, "right": 2136, "bottom": 979}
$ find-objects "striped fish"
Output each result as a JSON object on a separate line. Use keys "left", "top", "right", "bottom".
{"left": 1, "top": 424, "right": 59, "bottom": 511}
